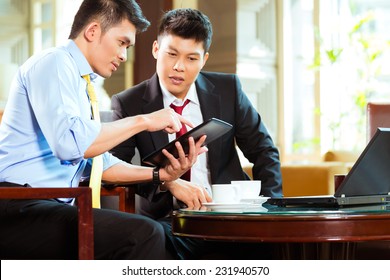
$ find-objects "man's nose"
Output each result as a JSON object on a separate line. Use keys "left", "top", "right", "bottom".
{"left": 173, "top": 59, "right": 185, "bottom": 71}
{"left": 119, "top": 48, "right": 127, "bottom": 62}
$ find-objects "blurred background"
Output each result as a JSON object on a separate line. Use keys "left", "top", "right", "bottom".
{"left": 1, "top": 0, "right": 390, "bottom": 165}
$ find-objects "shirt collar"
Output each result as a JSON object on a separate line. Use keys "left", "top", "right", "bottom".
{"left": 65, "top": 40, "right": 96, "bottom": 80}
{"left": 160, "top": 81, "right": 199, "bottom": 107}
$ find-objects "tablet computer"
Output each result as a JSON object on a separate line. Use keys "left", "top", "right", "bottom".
{"left": 142, "top": 118, "right": 233, "bottom": 167}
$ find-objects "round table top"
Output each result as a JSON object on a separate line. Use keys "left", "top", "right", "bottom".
{"left": 172, "top": 204, "right": 390, "bottom": 243}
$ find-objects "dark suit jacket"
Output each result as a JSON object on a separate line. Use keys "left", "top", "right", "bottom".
{"left": 111, "top": 72, "right": 282, "bottom": 219}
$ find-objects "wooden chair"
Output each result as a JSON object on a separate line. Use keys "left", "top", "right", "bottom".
{"left": 354, "top": 102, "right": 390, "bottom": 258}
{"left": 100, "top": 184, "right": 136, "bottom": 213}
{"left": 366, "top": 102, "right": 390, "bottom": 142}
{"left": 0, "top": 186, "right": 94, "bottom": 259}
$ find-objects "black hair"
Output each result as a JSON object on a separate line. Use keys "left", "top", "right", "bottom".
{"left": 69, "top": 0, "right": 150, "bottom": 39}
{"left": 157, "top": 8, "right": 213, "bottom": 52}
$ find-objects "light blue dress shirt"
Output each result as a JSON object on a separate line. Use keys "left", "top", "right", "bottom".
{"left": 0, "top": 40, "right": 120, "bottom": 189}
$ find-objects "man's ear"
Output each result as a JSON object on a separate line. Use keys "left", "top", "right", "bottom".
{"left": 84, "top": 22, "right": 101, "bottom": 42}
{"left": 202, "top": 52, "right": 209, "bottom": 68}
{"left": 152, "top": 40, "right": 159, "bottom": 59}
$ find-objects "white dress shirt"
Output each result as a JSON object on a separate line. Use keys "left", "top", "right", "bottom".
{"left": 160, "top": 82, "right": 212, "bottom": 196}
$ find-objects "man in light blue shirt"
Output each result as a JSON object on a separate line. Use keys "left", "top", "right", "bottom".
{"left": 0, "top": 0, "right": 206, "bottom": 260}
{"left": 0, "top": 40, "right": 115, "bottom": 189}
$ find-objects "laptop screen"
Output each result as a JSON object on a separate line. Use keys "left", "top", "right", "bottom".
{"left": 335, "top": 127, "right": 390, "bottom": 197}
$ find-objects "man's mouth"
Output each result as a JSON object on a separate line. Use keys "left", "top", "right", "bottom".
{"left": 112, "top": 62, "right": 119, "bottom": 71}
{"left": 169, "top": 76, "right": 184, "bottom": 85}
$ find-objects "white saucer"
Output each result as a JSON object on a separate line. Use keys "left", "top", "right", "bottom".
{"left": 202, "top": 202, "right": 268, "bottom": 212}
{"left": 240, "top": 196, "right": 270, "bottom": 204}
{"left": 203, "top": 202, "right": 252, "bottom": 208}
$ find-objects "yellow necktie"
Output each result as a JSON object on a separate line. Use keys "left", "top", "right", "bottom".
{"left": 83, "top": 74, "right": 102, "bottom": 208}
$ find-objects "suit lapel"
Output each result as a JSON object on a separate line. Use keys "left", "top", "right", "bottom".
{"left": 196, "top": 73, "right": 220, "bottom": 121}
{"left": 142, "top": 74, "right": 169, "bottom": 150}
{"left": 196, "top": 73, "right": 223, "bottom": 181}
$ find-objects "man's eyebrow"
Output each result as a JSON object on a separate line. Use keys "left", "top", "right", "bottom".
{"left": 122, "top": 37, "right": 133, "bottom": 46}
{"left": 167, "top": 45, "right": 202, "bottom": 56}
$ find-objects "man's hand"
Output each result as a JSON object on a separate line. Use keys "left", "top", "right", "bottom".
{"left": 163, "top": 179, "right": 212, "bottom": 209}
{"left": 143, "top": 108, "right": 194, "bottom": 134}
{"left": 159, "top": 135, "right": 207, "bottom": 181}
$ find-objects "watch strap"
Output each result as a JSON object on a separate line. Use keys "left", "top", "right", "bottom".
{"left": 152, "top": 166, "right": 162, "bottom": 185}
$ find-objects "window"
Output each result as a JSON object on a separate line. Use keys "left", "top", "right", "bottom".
{"left": 0, "top": 0, "right": 29, "bottom": 106}
{"left": 282, "top": 0, "right": 318, "bottom": 162}
{"left": 282, "top": 0, "right": 390, "bottom": 162}
{"left": 31, "top": 0, "right": 54, "bottom": 54}
{"left": 31, "top": 0, "right": 82, "bottom": 55}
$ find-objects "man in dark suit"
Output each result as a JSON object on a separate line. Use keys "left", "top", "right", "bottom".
{"left": 111, "top": 8, "right": 282, "bottom": 259}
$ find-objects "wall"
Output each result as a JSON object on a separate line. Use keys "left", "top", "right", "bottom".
{"left": 199, "top": 0, "right": 279, "bottom": 142}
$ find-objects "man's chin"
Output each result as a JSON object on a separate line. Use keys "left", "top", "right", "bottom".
{"left": 100, "top": 72, "right": 112, "bottom": 79}
{"left": 168, "top": 90, "right": 184, "bottom": 98}
{"left": 165, "top": 85, "right": 187, "bottom": 98}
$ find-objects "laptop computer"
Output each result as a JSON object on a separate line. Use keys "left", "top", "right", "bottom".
{"left": 268, "top": 127, "right": 390, "bottom": 207}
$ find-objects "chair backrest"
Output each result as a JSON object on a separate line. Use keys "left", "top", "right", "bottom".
{"left": 366, "top": 102, "right": 390, "bottom": 142}
{"left": 98, "top": 109, "right": 139, "bottom": 213}
{"left": 322, "top": 150, "right": 359, "bottom": 163}
{"left": 99, "top": 110, "right": 113, "bottom": 123}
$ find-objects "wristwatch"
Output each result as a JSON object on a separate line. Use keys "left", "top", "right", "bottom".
{"left": 152, "top": 166, "right": 164, "bottom": 186}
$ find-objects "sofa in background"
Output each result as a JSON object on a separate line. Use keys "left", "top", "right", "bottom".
{"left": 242, "top": 150, "right": 359, "bottom": 197}
{"left": 281, "top": 162, "right": 346, "bottom": 197}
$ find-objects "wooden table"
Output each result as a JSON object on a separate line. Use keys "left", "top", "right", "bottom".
{"left": 172, "top": 204, "right": 390, "bottom": 259}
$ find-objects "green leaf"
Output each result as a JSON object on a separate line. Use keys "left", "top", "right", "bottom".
{"left": 325, "top": 48, "right": 343, "bottom": 63}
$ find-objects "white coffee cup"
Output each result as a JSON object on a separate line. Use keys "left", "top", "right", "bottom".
{"left": 231, "top": 180, "right": 261, "bottom": 200}
{"left": 211, "top": 184, "right": 241, "bottom": 203}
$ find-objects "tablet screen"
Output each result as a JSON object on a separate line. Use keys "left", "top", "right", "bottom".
{"left": 142, "top": 118, "right": 233, "bottom": 167}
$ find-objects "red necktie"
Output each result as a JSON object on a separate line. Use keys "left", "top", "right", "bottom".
{"left": 170, "top": 99, "right": 191, "bottom": 181}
